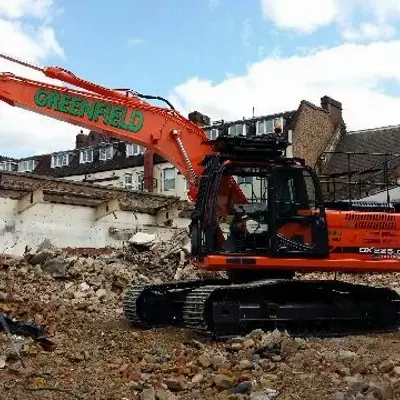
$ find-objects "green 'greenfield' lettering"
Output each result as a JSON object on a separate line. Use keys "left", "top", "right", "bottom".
{"left": 33, "top": 88, "right": 144, "bottom": 133}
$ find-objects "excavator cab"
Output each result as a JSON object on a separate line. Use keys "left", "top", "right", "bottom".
{"left": 190, "top": 134, "right": 329, "bottom": 261}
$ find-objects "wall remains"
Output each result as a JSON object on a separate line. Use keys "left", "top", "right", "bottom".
{"left": 0, "top": 172, "right": 191, "bottom": 256}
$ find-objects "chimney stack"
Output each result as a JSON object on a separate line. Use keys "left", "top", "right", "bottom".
{"left": 75, "top": 130, "right": 88, "bottom": 149}
{"left": 321, "top": 96, "right": 343, "bottom": 129}
{"left": 188, "top": 111, "right": 210, "bottom": 128}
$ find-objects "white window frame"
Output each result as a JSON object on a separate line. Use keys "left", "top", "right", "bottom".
{"left": 207, "top": 128, "right": 219, "bottom": 140}
{"left": 79, "top": 149, "right": 93, "bottom": 164}
{"left": 257, "top": 117, "right": 283, "bottom": 135}
{"left": 163, "top": 167, "right": 175, "bottom": 191}
{"left": 126, "top": 143, "right": 145, "bottom": 156}
{"left": 0, "top": 161, "right": 17, "bottom": 171}
{"left": 99, "top": 145, "right": 114, "bottom": 161}
{"left": 51, "top": 152, "right": 69, "bottom": 168}
{"left": 124, "top": 173, "right": 133, "bottom": 189}
{"left": 274, "top": 117, "right": 284, "bottom": 132}
{"left": 136, "top": 171, "right": 144, "bottom": 191}
{"left": 238, "top": 176, "right": 253, "bottom": 185}
{"left": 17, "top": 159, "right": 37, "bottom": 172}
{"left": 229, "top": 123, "right": 246, "bottom": 136}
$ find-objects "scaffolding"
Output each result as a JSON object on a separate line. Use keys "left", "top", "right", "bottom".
{"left": 317, "top": 151, "right": 400, "bottom": 205}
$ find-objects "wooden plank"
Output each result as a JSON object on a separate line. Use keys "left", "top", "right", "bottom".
{"left": 43, "top": 194, "right": 102, "bottom": 207}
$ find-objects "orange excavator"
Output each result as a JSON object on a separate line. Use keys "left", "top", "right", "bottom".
{"left": 0, "top": 53, "right": 399, "bottom": 338}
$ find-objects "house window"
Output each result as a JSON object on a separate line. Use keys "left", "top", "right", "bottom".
{"left": 163, "top": 168, "right": 175, "bottom": 191}
{"left": 274, "top": 117, "right": 283, "bottom": 132}
{"left": 257, "top": 117, "right": 283, "bottom": 135}
{"left": 0, "top": 161, "right": 17, "bottom": 171}
{"left": 51, "top": 152, "right": 69, "bottom": 168}
{"left": 79, "top": 149, "right": 93, "bottom": 164}
{"left": 124, "top": 173, "right": 133, "bottom": 189}
{"left": 99, "top": 145, "right": 114, "bottom": 161}
{"left": 257, "top": 119, "right": 273, "bottom": 134}
{"left": 124, "top": 172, "right": 144, "bottom": 190}
{"left": 238, "top": 176, "right": 253, "bottom": 184}
{"left": 207, "top": 128, "right": 219, "bottom": 140}
{"left": 136, "top": 171, "right": 144, "bottom": 191}
{"left": 229, "top": 123, "right": 245, "bottom": 136}
{"left": 17, "top": 159, "right": 36, "bottom": 172}
{"left": 126, "top": 143, "right": 145, "bottom": 156}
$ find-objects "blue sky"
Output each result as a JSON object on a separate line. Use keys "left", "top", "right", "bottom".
{"left": 50, "top": 0, "right": 344, "bottom": 97}
{"left": 51, "top": 0, "right": 280, "bottom": 95}
{"left": 1, "top": 0, "right": 400, "bottom": 157}
{"left": 55, "top": 0, "right": 268, "bottom": 94}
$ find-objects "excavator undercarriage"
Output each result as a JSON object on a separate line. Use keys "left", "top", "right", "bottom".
{"left": 123, "top": 278, "right": 400, "bottom": 339}
{"left": 123, "top": 135, "right": 400, "bottom": 338}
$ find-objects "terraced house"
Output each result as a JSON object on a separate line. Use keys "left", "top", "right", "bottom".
{"left": 0, "top": 95, "right": 345, "bottom": 201}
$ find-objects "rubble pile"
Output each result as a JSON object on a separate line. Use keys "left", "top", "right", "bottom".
{"left": 123, "top": 230, "right": 219, "bottom": 282}
{"left": 0, "top": 238, "right": 399, "bottom": 399}
{"left": 0, "top": 230, "right": 205, "bottom": 315}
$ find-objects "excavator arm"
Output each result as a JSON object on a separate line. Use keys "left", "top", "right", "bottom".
{"left": 0, "top": 54, "right": 247, "bottom": 208}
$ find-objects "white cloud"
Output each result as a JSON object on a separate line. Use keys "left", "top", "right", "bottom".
{"left": 0, "top": 0, "right": 53, "bottom": 19}
{"left": 343, "top": 23, "right": 396, "bottom": 41}
{"left": 260, "top": 0, "right": 339, "bottom": 33}
{"left": 260, "top": 0, "right": 400, "bottom": 40}
{"left": 0, "top": 0, "right": 83, "bottom": 158}
{"left": 169, "top": 41, "right": 400, "bottom": 132}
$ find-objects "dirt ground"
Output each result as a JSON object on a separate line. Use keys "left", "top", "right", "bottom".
{"left": 1, "top": 250, "right": 400, "bottom": 400}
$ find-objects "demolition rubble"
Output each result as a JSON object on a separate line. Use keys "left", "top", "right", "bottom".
{"left": 0, "top": 233, "right": 400, "bottom": 399}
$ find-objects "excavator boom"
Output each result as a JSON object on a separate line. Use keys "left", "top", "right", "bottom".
{"left": 0, "top": 72, "right": 204, "bottom": 188}
{"left": 0, "top": 53, "right": 247, "bottom": 207}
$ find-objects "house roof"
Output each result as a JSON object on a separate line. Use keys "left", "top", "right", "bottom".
{"left": 33, "top": 144, "right": 166, "bottom": 178}
{"left": 204, "top": 110, "right": 297, "bottom": 130}
{"left": 0, "top": 155, "right": 17, "bottom": 162}
{"left": 323, "top": 124, "right": 400, "bottom": 176}
{"left": 0, "top": 170, "right": 191, "bottom": 214}
{"left": 7, "top": 141, "right": 166, "bottom": 178}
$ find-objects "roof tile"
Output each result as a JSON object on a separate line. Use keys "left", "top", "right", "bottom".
{"left": 324, "top": 125, "right": 400, "bottom": 175}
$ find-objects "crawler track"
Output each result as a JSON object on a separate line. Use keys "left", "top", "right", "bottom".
{"left": 122, "top": 279, "right": 228, "bottom": 328}
{"left": 123, "top": 279, "right": 400, "bottom": 339}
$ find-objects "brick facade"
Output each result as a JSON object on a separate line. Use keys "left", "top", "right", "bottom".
{"left": 291, "top": 97, "right": 344, "bottom": 169}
